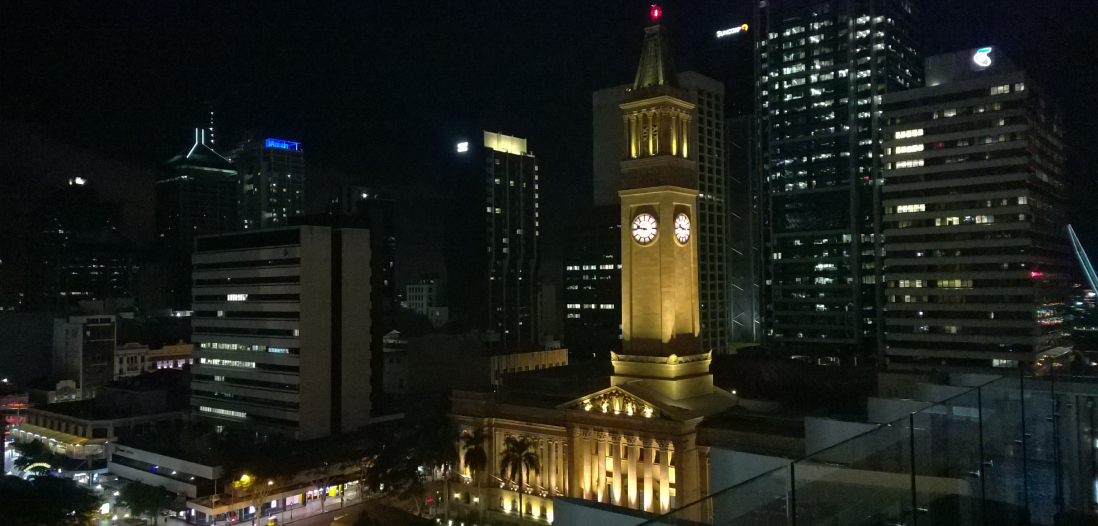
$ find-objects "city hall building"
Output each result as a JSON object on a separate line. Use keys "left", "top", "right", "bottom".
{"left": 450, "top": 11, "right": 737, "bottom": 523}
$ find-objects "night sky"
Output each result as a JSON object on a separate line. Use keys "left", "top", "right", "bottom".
{"left": 3, "top": 0, "right": 1096, "bottom": 284}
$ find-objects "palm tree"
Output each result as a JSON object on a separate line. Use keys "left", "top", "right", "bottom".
{"left": 499, "top": 435, "right": 540, "bottom": 519}
{"left": 461, "top": 429, "right": 489, "bottom": 523}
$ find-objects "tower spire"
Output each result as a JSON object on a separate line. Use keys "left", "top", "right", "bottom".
{"left": 632, "top": 6, "right": 679, "bottom": 90}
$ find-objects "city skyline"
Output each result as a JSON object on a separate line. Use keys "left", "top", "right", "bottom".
{"left": 2, "top": 1, "right": 1096, "bottom": 266}
{"left": 3, "top": 3, "right": 1098, "bottom": 525}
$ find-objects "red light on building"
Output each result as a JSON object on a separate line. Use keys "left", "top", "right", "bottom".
{"left": 1031, "top": 271, "right": 1045, "bottom": 278}
{"left": 650, "top": 5, "right": 662, "bottom": 20}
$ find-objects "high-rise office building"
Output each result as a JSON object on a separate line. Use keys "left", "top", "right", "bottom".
{"left": 879, "top": 47, "right": 1071, "bottom": 369}
{"left": 725, "top": 114, "right": 762, "bottom": 343}
{"left": 53, "top": 315, "right": 116, "bottom": 399}
{"left": 323, "top": 187, "right": 397, "bottom": 410}
{"left": 13, "top": 178, "right": 140, "bottom": 312}
{"left": 593, "top": 73, "right": 729, "bottom": 354}
{"left": 448, "top": 131, "right": 540, "bottom": 351}
{"left": 157, "top": 129, "right": 239, "bottom": 309}
{"left": 562, "top": 206, "right": 622, "bottom": 359}
{"left": 754, "top": 0, "right": 922, "bottom": 362}
{"left": 190, "top": 225, "right": 371, "bottom": 440}
{"left": 229, "top": 137, "right": 305, "bottom": 230}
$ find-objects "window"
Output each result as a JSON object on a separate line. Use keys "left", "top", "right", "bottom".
{"left": 942, "top": 108, "right": 957, "bottom": 118}
{"left": 895, "top": 129, "right": 924, "bottom": 139}
{"left": 937, "top": 279, "right": 973, "bottom": 288}
{"left": 936, "top": 217, "right": 961, "bottom": 226}
{"left": 1014, "top": 82, "right": 1025, "bottom": 92}
{"left": 898, "top": 280, "right": 924, "bottom": 288}
{"left": 894, "top": 159, "right": 924, "bottom": 169}
{"left": 894, "top": 144, "right": 924, "bottom": 154}
{"left": 199, "top": 406, "right": 246, "bottom": 419}
{"left": 227, "top": 294, "right": 248, "bottom": 302}
{"left": 200, "top": 358, "right": 256, "bottom": 368}
{"left": 896, "top": 204, "right": 925, "bottom": 213}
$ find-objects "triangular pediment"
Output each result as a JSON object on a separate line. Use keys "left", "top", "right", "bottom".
{"left": 558, "top": 386, "right": 664, "bottom": 420}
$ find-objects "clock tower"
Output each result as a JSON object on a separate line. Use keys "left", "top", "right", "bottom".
{"left": 614, "top": 9, "right": 711, "bottom": 400}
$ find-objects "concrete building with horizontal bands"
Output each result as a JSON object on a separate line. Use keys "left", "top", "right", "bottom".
{"left": 190, "top": 225, "right": 371, "bottom": 440}
{"left": 880, "top": 47, "right": 1072, "bottom": 369}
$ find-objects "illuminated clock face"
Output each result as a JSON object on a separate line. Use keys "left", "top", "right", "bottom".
{"left": 674, "top": 213, "right": 691, "bottom": 244}
{"left": 632, "top": 213, "right": 658, "bottom": 245}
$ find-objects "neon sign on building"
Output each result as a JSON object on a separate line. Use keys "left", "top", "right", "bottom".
{"left": 265, "top": 138, "right": 301, "bottom": 151}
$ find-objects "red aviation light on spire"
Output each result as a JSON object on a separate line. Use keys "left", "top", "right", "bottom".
{"left": 650, "top": 4, "right": 662, "bottom": 20}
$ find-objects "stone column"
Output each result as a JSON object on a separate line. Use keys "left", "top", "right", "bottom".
{"left": 548, "top": 440, "right": 556, "bottom": 494}
{"left": 535, "top": 439, "right": 544, "bottom": 487}
{"left": 615, "top": 439, "right": 625, "bottom": 505}
{"left": 628, "top": 441, "right": 639, "bottom": 509}
{"left": 644, "top": 444, "right": 655, "bottom": 512}
{"left": 630, "top": 115, "right": 639, "bottom": 159}
{"left": 623, "top": 116, "right": 632, "bottom": 158}
{"left": 610, "top": 437, "right": 621, "bottom": 505}
{"left": 578, "top": 433, "right": 590, "bottom": 500}
{"left": 596, "top": 439, "right": 607, "bottom": 503}
{"left": 671, "top": 113, "right": 679, "bottom": 156}
{"left": 660, "top": 445, "right": 672, "bottom": 513}
{"left": 681, "top": 116, "right": 690, "bottom": 158}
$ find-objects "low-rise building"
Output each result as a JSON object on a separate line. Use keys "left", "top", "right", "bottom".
{"left": 109, "top": 443, "right": 222, "bottom": 498}
{"left": 10, "top": 370, "right": 190, "bottom": 471}
{"left": 391, "top": 332, "right": 568, "bottom": 396}
{"left": 114, "top": 342, "right": 192, "bottom": 380}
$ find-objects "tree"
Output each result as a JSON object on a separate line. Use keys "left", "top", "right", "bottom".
{"left": 231, "top": 473, "right": 282, "bottom": 526}
{"left": 12, "top": 440, "right": 66, "bottom": 471}
{"left": 116, "top": 480, "right": 174, "bottom": 521}
{"left": 461, "top": 428, "right": 489, "bottom": 524}
{"left": 1, "top": 474, "right": 100, "bottom": 526}
{"left": 304, "top": 462, "right": 335, "bottom": 512}
{"left": 498, "top": 435, "right": 540, "bottom": 519}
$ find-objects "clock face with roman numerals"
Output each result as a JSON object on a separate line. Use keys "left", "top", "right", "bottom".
{"left": 632, "top": 213, "right": 658, "bottom": 245}
{"left": 674, "top": 213, "right": 691, "bottom": 244}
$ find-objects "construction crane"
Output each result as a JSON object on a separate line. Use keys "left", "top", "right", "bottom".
{"left": 1069, "top": 224, "right": 1098, "bottom": 292}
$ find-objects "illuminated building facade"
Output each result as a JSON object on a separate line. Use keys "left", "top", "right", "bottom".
{"left": 754, "top": 0, "right": 923, "bottom": 363}
{"left": 449, "top": 131, "right": 540, "bottom": 351}
{"left": 190, "top": 225, "right": 371, "bottom": 440}
{"left": 451, "top": 13, "right": 735, "bottom": 523}
{"left": 880, "top": 48, "right": 1072, "bottom": 368}
{"left": 592, "top": 72, "right": 730, "bottom": 355}
{"left": 229, "top": 137, "right": 305, "bottom": 230}
{"left": 157, "top": 129, "right": 240, "bottom": 309}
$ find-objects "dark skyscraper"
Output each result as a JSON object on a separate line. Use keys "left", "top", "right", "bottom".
{"left": 12, "top": 179, "right": 141, "bottom": 312}
{"left": 324, "top": 186, "right": 397, "bottom": 408}
{"left": 562, "top": 206, "right": 622, "bottom": 360}
{"left": 754, "top": 0, "right": 923, "bottom": 362}
{"left": 880, "top": 48, "right": 1072, "bottom": 369}
{"left": 229, "top": 137, "right": 306, "bottom": 231}
{"left": 156, "top": 129, "right": 239, "bottom": 309}
{"left": 726, "top": 114, "right": 762, "bottom": 343}
{"left": 447, "top": 131, "right": 540, "bottom": 351}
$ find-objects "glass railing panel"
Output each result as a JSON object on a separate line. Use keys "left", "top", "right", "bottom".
{"left": 910, "top": 390, "right": 984, "bottom": 526}
{"left": 792, "top": 421, "right": 913, "bottom": 526}
{"left": 638, "top": 465, "right": 789, "bottom": 526}
{"left": 1021, "top": 375, "right": 1061, "bottom": 525}
{"left": 979, "top": 376, "right": 1029, "bottom": 524}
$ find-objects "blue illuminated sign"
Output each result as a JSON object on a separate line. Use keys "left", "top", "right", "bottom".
{"left": 265, "top": 138, "right": 301, "bottom": 151}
